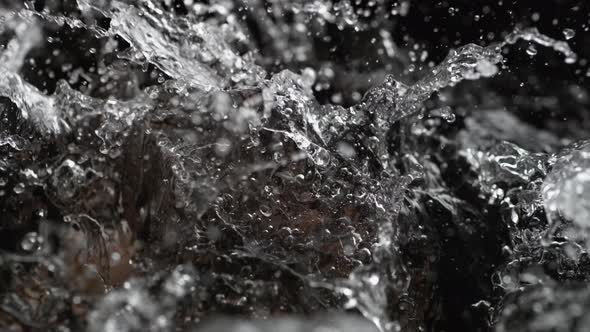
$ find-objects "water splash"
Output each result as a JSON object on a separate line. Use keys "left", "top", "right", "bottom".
{"left": 392, "top": 27, "right": 577, "bottom": 122}
{"left": 543, "top": 139, "right": 590, "bottom": 233}
{"left": 0, "top": 11, "right": 65, "bottom": 135}
{"left": 0, "top": 1, "right": 584, "bottom": 332}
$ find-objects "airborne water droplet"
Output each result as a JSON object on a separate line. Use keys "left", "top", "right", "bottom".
{"left": 563, "top": 28, "right": 575, "bottom": 40}
{"left": 21, "top": 232, "right": 40, "bottom": 251}
{"left": 13, "top": 182, "right": 25, "bottom": 194}
{"left": 565, "top": 54, "right": 578, "bottom": 64}
{"left": 511, "top": 210, "right": 519, "bottom": 224}
{"left": 337, "top": 141, "right": 356, "bottom": 158}
{"left": 430, "top": 106, "right": 456, "bottom": 123}
{"left": 259, "top": 205, "right": 273, "bottom": 217}
{"left": 526, "top": 45, "right": 538, "bottom": 56}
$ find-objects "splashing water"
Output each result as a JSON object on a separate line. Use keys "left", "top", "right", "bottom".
{"left": 0, "top": 11, "right": 64, "bottom": 135}
{"left": 543, "top": 139, "right": 590, "bottom": 238}
{"left": 0, "top": 1, "right": 586, "bottom": 332}
{"left": 394, "top": 27, "right": 577, "bottom": 122}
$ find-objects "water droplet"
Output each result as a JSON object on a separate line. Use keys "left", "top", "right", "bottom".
{"left": 259, "top": 205, "right": 272, "bottom": 217}
{"left": 37, "top": 208, "right": 47, "bottom": 218}
{"left": 215, "top": 138, "right": 232, "bottom": 157}
{"left": 430, "top": 106, "right": 455, "bottom": 123}
{"left": 337, "top": 141, "right": 356, "bottom": 158}
{"left": 21, "top": 232, "right": 41, "bottom": 251}
{"left": 565, "top": 54, "right": 578, "bottom": 64}
{"left": 526, "top": 45, "right": 537, "bottom": 56}
{"left": 111, "top": 252, "right": 122, "bottom": 265}
{"left": 13, "top": 183, "right": 25, "bottom": 194}
{"left": 563, "top": 28, "right": 575, "bottom": 40}
{"left": 511, "top": 210, "right": 519, "bottom": 224}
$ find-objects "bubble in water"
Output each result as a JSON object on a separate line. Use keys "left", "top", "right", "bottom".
{"left": 313, "top": 147, "right": 332, "bottom": 167}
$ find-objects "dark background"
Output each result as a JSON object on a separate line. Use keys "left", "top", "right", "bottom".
{"left": 317, "top": 0, "right": 590, "bottom": 140}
